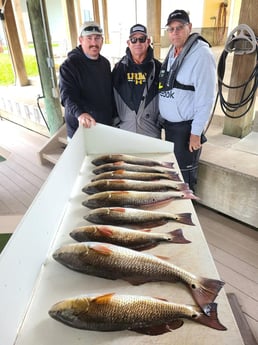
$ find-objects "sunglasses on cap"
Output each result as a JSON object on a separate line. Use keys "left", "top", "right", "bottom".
{"left": 83, "top": 25, "right": 103, "bottom": 33}
{"left": 130, "top": 36, "right": 147, "bottom": 44}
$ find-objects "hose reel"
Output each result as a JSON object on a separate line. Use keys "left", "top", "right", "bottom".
{"left": 217, "top": 24, "right": 258, "bottom": 119}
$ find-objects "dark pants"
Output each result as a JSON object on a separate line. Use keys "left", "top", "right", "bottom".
{"left": 163, "top": 120, "right": 202, "bottom": 191}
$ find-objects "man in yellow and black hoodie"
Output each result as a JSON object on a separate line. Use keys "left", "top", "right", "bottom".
{"left": 112, "top": 24, "right": 162, "bottom": 139}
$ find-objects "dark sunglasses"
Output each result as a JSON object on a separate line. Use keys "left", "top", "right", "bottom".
{"left": 130, "top": 36, "right": 147, "bottom": 44}
{"left": 83, "top": 25, "right": 103, "bottom": 34}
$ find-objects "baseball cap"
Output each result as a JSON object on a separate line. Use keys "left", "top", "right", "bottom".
{"left": 129, "top": 24, "right": 147, "bottom": 37}
{"left": 166, "top": 10, "right": 190, "bottom": 26}
{"left": 80, "top": 21, "right": 103, "bottom": 36}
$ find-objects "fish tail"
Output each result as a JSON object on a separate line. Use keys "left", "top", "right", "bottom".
{"left": 174, "top": 213, "right": 195, "bottom": 226}
{"left": 182, "top": 191, "right": 200, "bottom": 200}
{"left": 177, "top": 182, "right": 190, "bottom": 191}
{"left": 169, "top": 229, "right": 191, "bottom": 244}
{"left": 195, "top": 303, "right": 227, "bottom": 330}
{"left": 167, "top": 171, "right": 181, "bottom": 182}
{"left": 162, "top": 162, "right": 174, "bottom": 169}
{"left": 191, "top": 277, "right": 225, "bottom": 312}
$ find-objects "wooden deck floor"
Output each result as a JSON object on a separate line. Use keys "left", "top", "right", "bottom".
{"left": 0, "top": 119, "right": 257, "bottom": 344}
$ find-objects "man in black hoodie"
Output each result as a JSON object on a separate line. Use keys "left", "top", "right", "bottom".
{"left": 59, "top": 22, "right": 114, "bottom": 139}
{"left": 112, "top": 24, "right": 162, "bottom": 138}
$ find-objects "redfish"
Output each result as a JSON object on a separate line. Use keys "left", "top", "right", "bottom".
{"left": 49, "top": 293, "right": 227, "bottom": 334}
{"left": 92, "top": 154, "right": 174, "bottom": 168}
{"left": 70, "top": 225, "right": 191, "bottom": 250}
{"left": 82, "top": 179, "right": 189, "bottom": 195}
{"left": 82, "top": 190, "right": 198, "bottom": 209}
{"left": 52, "top": 242, "right": 225, "bottom": 312}
{"left": 93, "top": 161, "right": 176, "bottom": 175}
{"left": 91, "top": 170, "right": 181, "bottom": 182}
{"left": 85, "top": 207, "right": 195, "bottom": 228}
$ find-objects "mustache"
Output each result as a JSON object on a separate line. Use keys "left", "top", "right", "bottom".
{"left": 89, "top": 45, "right": 100, "bottom": 49}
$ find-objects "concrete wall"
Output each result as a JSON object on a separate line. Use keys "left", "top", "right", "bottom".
{"left": 196, "top": 143, "right": 258, "bottom": 229}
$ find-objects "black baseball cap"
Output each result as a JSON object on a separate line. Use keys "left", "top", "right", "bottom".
{"left": 166, "top": 10, "right": 190, "bottom": 26}
{"left": 129, "top": 24, "right": 147, "bottom": 37}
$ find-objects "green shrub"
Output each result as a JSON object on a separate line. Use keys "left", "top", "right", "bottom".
{"left": 0, "top": 53, "right": 39, "bottom": 85}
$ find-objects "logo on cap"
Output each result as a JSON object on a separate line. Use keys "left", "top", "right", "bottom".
{"left": 129, "top": 24, "right": 147, "bottom": 37}
{"left": 166, "top": 10, "right": 190, "bottom": 26}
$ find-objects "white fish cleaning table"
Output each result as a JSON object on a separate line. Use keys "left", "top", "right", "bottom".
{"left": 0, "top": 124, "right": 244, "bottom": 345}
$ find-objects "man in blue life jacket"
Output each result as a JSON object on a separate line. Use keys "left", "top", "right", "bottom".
{"left": 159, "top": 10, "right": 216, "bottom": 191}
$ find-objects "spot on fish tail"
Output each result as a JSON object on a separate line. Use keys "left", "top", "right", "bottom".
{"left": 175, "top": 213, "right": 195, "bottom": 226}
{"left": 191, "top": 277, "right": 225, "bottom": 312}
{"left": 195, "top": 303, "right": 227, "bottom": 331}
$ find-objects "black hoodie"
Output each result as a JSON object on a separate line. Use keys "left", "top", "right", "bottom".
{"left": 59, "top": 45, "right": 114, "bottom": 138}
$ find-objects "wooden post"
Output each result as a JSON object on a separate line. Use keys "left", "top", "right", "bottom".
{"left": 26, "top": 0, "right": 63, "bottom": 136}
{"left": 63, "top": 0, "right": 78, "bottom": 49}
{"left": 223, "top": 0, "right": 258, "bottom": 138}
{"left": 13, "top": 0, "right": 29, "bottom": 49}
{"left": 75, "top": 0, "right": 82, "bottom": 28}
{"left": 146, "top": 0, "right": 161, "bottom": 60}
{"left": 2, "top": 0, "right": 29, "bottom": 86}
{"left": 101, "top": 0, "right": 110, "bottom": 44}
{"left": 92, "top": 0, "right": 100, "bottom": 24}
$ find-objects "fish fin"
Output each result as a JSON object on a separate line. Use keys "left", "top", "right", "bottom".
{"left": 113, "top": 161, "right": 125, "bottom": 166}
{"left": 155, "top": 255, "right": 171, "bottom": 261}
{"left": 140, "top": 229, "right": 152, "bottom": 233}
{"left": 96, "top": 226, "right": 114, "bottom": 237}
{"left": 195, "top": 303, "right": 227, "bottom": 331}
{"left": 88, "top": 243, "right": 113, "bottom": 255}
{"left": 112, "top": 169, "right": 126, "bottom": 175}
{"left": 174, "top": 213, "right": 195, "bottom": 226}
{"left": 131, "top": 320, "right": 183, "bottom": 335}
{"left": 132, "top": 243, "right": 160, "bottom": 251}
{"left": 111, "top": 207, "right": 126, "bottom": 213}
{"left": 168, "top": 229, "right": 191, "bottom": 244}
{"left": 152, "top": 296, "right": 169, "bottom": 302}
{"left": 191, "top": 277, "right": 225, "bottom": 312}
{"left": 92, "top": 293, "right": 115, "bottom": 304}
{"left": 124, "top": 278, "right": 148, "bottom": 285}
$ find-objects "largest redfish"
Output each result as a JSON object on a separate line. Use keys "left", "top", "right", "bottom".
{"left": 85, "top": 207, "right": 195, "bottom": 228}
{"left": 92, "top": 154, "right": 174, "bottom": 168}
{"left": 52, "top": 242, "right": 225, "bottom": 313}
{"left": 49, "top": 293, "right": 227, "bottom": 334}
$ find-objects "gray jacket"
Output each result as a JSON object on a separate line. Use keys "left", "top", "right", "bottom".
{"left": 112, "top": 46, "right": 162, "bottom": 138}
